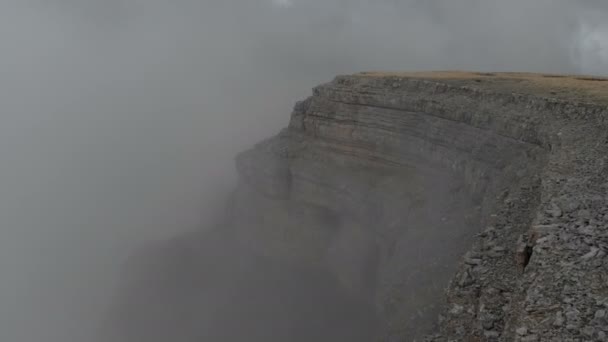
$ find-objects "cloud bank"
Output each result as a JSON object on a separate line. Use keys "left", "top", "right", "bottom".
{"left": 0, "top": 1, "right": 606, "bottom": 341}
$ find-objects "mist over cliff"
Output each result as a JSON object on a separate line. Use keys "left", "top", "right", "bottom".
{"left": 1, "top": 1, "right": 608, "bottom": 341}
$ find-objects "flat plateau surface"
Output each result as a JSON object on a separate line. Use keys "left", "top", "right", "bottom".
{"left": 360, "top": 71, "right": 608, "bottom": 106}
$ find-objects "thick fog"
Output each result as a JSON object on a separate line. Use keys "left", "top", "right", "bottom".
{"left": 0, "top": 1, "right": 607, "bottom": 341}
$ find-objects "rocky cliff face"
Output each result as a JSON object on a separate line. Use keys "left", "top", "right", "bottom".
{"left": 108, "top": 72, "right": 608, "bottom": 342}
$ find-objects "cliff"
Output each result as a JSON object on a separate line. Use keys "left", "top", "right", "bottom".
{"left": 232, "top": 71, "right": 608, "bottom": 341}
{"left": 109, "top": 72, "right": 608, "bottom": 342}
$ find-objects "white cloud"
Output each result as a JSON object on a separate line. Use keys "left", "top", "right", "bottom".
{"left": 573, "top": 17, "right": 608, "bottom": 75}
{"left": 271, "top": 0, "right": 293, "bottom": 8}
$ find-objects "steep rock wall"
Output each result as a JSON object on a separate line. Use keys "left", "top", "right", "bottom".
{"left": 231, "top": 74, "right": 552, "bottom": 340}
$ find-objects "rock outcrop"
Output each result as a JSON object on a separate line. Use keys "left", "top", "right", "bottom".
{"left": 109, "top": 72, "right": 608, "bottom": 341}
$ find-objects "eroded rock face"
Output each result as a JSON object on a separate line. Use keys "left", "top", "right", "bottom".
{"left": 229, "top": 75, "right": 548, "bottom": 340}
{"left": 107, "top": 72, "right": 608, "bottom": 341}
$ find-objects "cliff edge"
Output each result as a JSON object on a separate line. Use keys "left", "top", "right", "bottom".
{"left": 232, "top": 71, "right": 608, "bottom": 341}
{"left": 109, "top": 72, "right": 608, "bottom": 342}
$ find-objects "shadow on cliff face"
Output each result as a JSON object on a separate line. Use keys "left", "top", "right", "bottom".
{"left": 104, "top": 228, "right": 379, "bottom": 342}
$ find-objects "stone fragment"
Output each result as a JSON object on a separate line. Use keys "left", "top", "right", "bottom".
{"left": 577, "top": 209, "right": 591, "bottom": 219}
{"left": 581, "top": 326, "right": 595, "bottom": 337}
{"left": 546, "top": 204, "right": 563, "bottom": 218}
{"left": 561, "top": 198, "right": 580, "bottom": 213}
{"left": 581, "top": 247, "right": 600, "bottom": 260}
{"left": 482, "top": 319, "right": 494, "bottom": 330}
{"left": 449, "top": 304, "right": 464, "bottom": 315}
{"left": 464, "top": 257, "right": 482, "bottom": 266}
{"left": 521, "top": 335, "right": 539, "bottom": 342}
{"left": 553, "top": 311, "right": 565, "bottom": 327}
{"left": 458, "top": 270, "right": 474, "bottom": 287}
{"left": 483, "top": 330, "right": 499, "bottom": 338}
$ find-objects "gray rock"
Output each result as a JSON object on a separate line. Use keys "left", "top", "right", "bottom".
{"left": 521, "top": 335, "right": 539, "bottom": 342}
{"left": 554, "top": 311, "right": 565, "bottom": 327}
{"left": 577, "top": 209, "right": 592, "bottom": 219}
{"left": 561, "top": 199, "right": 580, "bottom": 213}
{"left": 449, "top": 304, "right": 464, "bottom": 315}
{"left": 581, "top": 326, "right": 595, "bottom": 337}
{"left": 546, "top": 204, "right": 563, "bottom": 218}
{"left": 464, "top": 257, "right": 483, "bottom": 266}
{"left": 566, "top": 323, "right": 579, "bottom": 331}
{"left": 581, "top": 247, "right": 600, "bottom": 260}
{"left": 483, "top": 330, "right": 500, "bottom": 338}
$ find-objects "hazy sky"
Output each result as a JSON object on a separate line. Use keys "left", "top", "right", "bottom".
{"left": 0, "top": 1, "right": 607, "bottom": 341}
